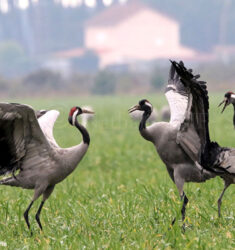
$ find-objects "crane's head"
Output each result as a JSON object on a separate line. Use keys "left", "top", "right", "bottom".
{"left": 128, "top": 99, "right": 153, "bottom": 114}
{"left": 68, "top": 106, "right": 94, "bottom": 126}
{"left": 218, "top": 91, "right": 235, "bottom": 113}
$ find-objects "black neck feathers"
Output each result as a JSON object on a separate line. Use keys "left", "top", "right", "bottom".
{"left": 139, "top": 111, "right": 151, "bottom": 131}
{"left": 75, "top": 119, "right": 90, "bottom": 145}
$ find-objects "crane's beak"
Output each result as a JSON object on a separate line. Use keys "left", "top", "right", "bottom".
{"left": 82, "top": 109, "right": 95, "bottom": 114}
{"left": 128, "top": 104, "right": 141, "bottom": 113}
{"left": 218, "top": 98, "right": 229, "bottom": 113}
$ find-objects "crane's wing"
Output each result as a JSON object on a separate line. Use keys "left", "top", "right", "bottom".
{"left": 165, "top": 61, "right": 189, "bottom": 127}
{"left": 171, "top": 61, "right": 210, "bottom": 165}
{"left": 38, "top": 110, "right": 60, "bottom": 147}
{"left": 0, "top": 103, "right": 50, "bottom": 175}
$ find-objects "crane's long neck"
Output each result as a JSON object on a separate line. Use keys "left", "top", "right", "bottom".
{"left": 75, "top": 118, "right": 90, "bottom": 145}
{"left": 139, "top": 111, "right": 151, "bottom": 131}
{"left": 139, "top": 110, "right": 152, "bottom": 141}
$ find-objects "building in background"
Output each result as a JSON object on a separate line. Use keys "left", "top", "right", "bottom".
{"left": 84, "top": 0, "right": 196, "bottom": 68}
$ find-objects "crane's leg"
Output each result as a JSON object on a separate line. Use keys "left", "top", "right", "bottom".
{"left": 218, "top": 182, "right": 230, "bottom": 218}
{"left": 35, "top": 201, "right": 44, "bottom": 231}
{"left": 173, "top": 170, "right": 188, "bottom": 231}
{"left": 24, "top": 185, "right": 47, "bottom": 233}
{"left": 24, "top": 201, "right": 34, "bottom": 231}
{"left": 181, "top": 192, "right": 188, "bottom": 232}
{"left": 35, "top": 185, "right": 55, "bottom": 231}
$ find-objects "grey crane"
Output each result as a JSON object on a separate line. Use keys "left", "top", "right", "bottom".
{"left": 0, "top": 103, "right": 94, "bottom": 232}
{"left": 217, "top": 91, "right": 235, "bottom": 216}
{"left": 129, "top": 61, "right": 235, "bottom": 226}
{"left": 219, "top": 91, "right": 235, "bottom": 128}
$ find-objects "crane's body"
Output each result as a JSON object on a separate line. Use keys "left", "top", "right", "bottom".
{"left": 0, "top": 103, "right": 93, "bottom": 232}
{"left": 129, "top": 61, "right": 235, "bottom": 227}
{"left": 218, "top": 92, "right": 235, "bottom": 215}
{"left": 1, "top": 144, "right": 88, "bottom": 189}
{"left": 141, "top": 122, "right": 215, "bottom": 186}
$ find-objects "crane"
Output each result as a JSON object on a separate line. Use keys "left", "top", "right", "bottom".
{"left": 0, "top": 103, "right": 94, "bottom": 232}
{"left": 217, "top": 91, "right": 235, "bottom": 216}
{"left": 219, "top": 91, "right": 235, "bottom": 128}
{"left": 129, "top": 61, "right": 234, "bottom": 227}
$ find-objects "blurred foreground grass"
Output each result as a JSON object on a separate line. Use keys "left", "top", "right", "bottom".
{"left": 0, "top": 94, "right": 234, "bottom": 249}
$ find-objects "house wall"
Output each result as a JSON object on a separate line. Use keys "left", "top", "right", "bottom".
{"left": 85, "top": 8, "right": 195, "bottom": 68}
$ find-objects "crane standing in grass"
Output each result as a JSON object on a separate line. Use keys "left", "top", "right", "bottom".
{"left": 129, "top": 61, "right": 235, "bottom": 228}
{"left": 0, "top": 103, "right": 94, "bottom": 232}
{"left": 217, "top": 92, "right": 235, "bottom": 216}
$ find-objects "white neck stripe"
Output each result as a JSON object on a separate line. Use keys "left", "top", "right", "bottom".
{"left": 145, "top": 102, "right": 153, "bottom": 111}
{"left": 72, "top": 110, "right": 78, "bottom": 126}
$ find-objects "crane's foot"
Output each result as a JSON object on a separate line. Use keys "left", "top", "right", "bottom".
{"left": 168, "top": 217, "right": 176, "bottom": 230}
{"left": 171, "top": 217, "right": 176, "bottom": 226}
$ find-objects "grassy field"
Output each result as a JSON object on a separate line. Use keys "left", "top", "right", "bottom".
{"left": 0, "top": 94, "right": 234, "bottom": 249}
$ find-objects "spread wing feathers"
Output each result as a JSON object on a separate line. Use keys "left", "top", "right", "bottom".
{"left": 0, "top": 103, "right": 50, "bottom": 175}
{"left": 206, "top": 142, "right": 235, "bottom": 175}
{"left": 219, "top": 148, "right": 235, "bottom": 175}
{"left": 38, "top": 110, "right": 60, "bottom": 147}
{"left": 165, "top": 61, "right": 189, "bottom": 127}
{"left": 172, "top": 61, "right": 235, "bottom": 175}
{"left": 171, "top": 61, "right": 210, "bottom": 166}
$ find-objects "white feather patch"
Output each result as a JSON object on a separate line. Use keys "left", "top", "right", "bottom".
{"left": 167, "top": 84, "right": 176, "bottom": 90}
{"left": 38, "top": 110, "right": 60, "bottom": 147}
{"left": 72, "top": 109, "right": 78, "bottom": 126}
{"left": 165, "top": 90, "right": 188, "bottom": 127}
{"left": 145, "top": 101, "right": 153, "bottom": 111}
{"left": 231, "top": 94, "right": 235, "bottom": 99}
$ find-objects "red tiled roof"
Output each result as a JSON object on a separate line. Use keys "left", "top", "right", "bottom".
{"left": 86, "top": 0, "right": 153, "bottom": 27}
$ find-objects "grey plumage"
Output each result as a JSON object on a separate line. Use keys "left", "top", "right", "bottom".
{"left": 217, "top": 91, "right": 235, "bottom": 216}
{"left": 167, "top": 62, "right": 235, "bottom": 218}
{"left": 129, "top": 61, "right": 234, "bottom": 228}
{"left": 0, "top": 103, "right": 93, "bottom": 232}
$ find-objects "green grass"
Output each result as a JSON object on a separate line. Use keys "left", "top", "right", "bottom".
{"left": 0, "top": 94, "right": 234, "bottom": 249}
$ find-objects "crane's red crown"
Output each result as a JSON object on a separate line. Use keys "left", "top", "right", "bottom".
{"left": 69, "top": 107, "right": 77, "bottom": 116}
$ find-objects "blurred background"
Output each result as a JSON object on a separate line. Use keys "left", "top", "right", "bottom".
{"left": 0, "top": 0, "right": 234, "bottom": 97}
